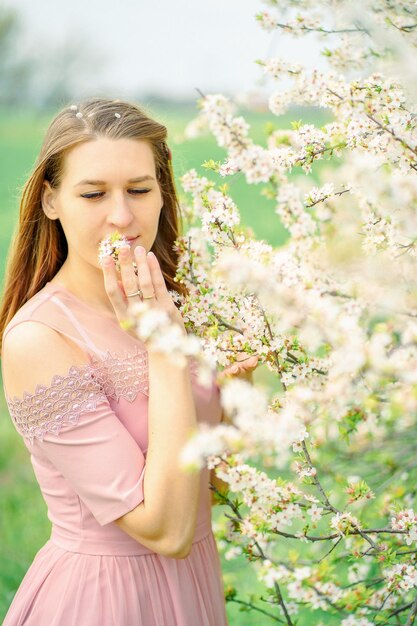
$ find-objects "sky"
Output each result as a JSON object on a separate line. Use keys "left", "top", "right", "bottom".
{"left": 4, "top": 0, "right": 322, "bottom": 102}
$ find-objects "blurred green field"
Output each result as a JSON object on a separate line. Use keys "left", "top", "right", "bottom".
{"left": 0, "top": 102, "right": 334, "bottom": 625}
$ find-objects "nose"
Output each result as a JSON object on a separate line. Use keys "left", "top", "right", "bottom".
{"left": 107, "top": 193, "right": 134, "bottom": 229}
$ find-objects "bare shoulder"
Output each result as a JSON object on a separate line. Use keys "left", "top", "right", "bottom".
{"left": 2, "top": 321, "right": 90, "bottom": 399}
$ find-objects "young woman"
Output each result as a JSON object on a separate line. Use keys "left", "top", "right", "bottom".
{"left": 0, "top": 97, "right": 235, "bottom": 625}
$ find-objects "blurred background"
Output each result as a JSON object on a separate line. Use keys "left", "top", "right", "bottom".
{"left": 0, "top": 2, "right": 327, "bottom": 623}
{"left": 0, "top": 0, "right": 326, "bottom": 106}
{"left": 2, "top": 0, "right": 272, "bottom": 106}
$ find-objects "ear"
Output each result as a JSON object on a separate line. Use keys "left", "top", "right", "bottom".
{"left": 41, "top": 180, "right": 59, "bottom": 220}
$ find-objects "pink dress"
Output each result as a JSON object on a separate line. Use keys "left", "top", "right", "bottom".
{"left": 1, "top": 281, "right": 229, "bottom": 626}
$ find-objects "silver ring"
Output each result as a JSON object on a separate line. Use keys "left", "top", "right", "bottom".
{"left": 142, "top": 293, "right": 155, "bottom": 299}
{"left": 126, "top": 289, "right": 142, "bottom": 298}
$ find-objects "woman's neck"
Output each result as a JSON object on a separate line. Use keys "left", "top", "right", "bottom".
{"left": 51, "top": 259, "right": 117, "bottom": 318}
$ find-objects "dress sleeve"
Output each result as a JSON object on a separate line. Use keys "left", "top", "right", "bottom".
{"left": 5, "top": 362, "right": 146, "bottom": 526}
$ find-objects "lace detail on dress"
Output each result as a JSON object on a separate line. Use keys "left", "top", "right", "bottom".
{"left": 89, "top": 344, "right": 201, "bottom": 403}
{"left": 5, "top": 345, "right": 204, "bottom": 443}
{"left": 91, "top": 345, "right": 149, "bottom": 402}
{"left": 6, "top": 364, "right": 107, "bottom": 444}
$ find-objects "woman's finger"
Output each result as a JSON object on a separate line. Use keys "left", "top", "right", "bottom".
{"left": 143, "top": 253, "right": 183, "bottom": 314}
{"left": 222, "top": 355, "right": 259, "bottom": 377}
{"left": 233, "top": 355, "right": 259, "bottom": 370}
{"left": 118, "top": 246, "right": 142, "bottom": 302}
{"left": 133, "top": 246, "right": 155, "bottom": 300}
{"left": 244, "top": 355, "right": 259, "bottom": 369}
{"left": 145, "top": 251, "right": 188, "bottom": 332}
{"left": 145, "top": 251, "right": 170, "bottom": 303}
{"left": 145, "top": 251, "right": 181, "bottom": 316}
{"left": 101, "top": 256, "right": 129, "bottom": 321}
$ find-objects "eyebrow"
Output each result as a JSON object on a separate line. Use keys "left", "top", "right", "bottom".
{"left": 74, "top": 175, "right": 155, "bottom": 187}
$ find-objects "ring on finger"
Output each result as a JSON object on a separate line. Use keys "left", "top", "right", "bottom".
{"left": 126, "top": 289, "right": 143, "bottom": 298}
{"left": 126, "top": 289, "right": 155, "bottom": 299}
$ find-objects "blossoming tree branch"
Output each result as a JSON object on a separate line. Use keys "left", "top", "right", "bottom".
{"left": 125, "top": 1, "right": 417, "bottom": 624}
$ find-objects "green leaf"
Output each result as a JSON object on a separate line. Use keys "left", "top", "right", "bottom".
{"left": 202, "top": 159, "right": 221, "bottom": 172}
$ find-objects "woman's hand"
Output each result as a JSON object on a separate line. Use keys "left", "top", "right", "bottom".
{"left": 216, "top": 353, "right": 259, "bottom": 385}
{"left": 101, "top": 244, "right": 187, "bottom": 340}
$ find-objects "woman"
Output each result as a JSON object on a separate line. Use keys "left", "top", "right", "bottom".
{"left": 0, "top": 97, "right": 236, "bottom": 625}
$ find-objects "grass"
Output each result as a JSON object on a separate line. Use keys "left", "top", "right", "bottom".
{"left": 0, "top": 102, "right": 334, "bottom": 624}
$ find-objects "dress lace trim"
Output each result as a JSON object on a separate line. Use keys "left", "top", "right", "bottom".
{"left": 90, "top": 345, "right": 200, "bottom": 401}
{"left": 91, "top": 345, "right": 149, "bottom": 402}
{"left": 6, "top": 345, "right": 202, "bottom": 443}
{"left": 6, "top": 364, "right": 107, "bottom": 444}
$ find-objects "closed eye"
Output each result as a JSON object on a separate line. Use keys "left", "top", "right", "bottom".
{"left": 80, "top": 189, "right": 151, "bottom": 199}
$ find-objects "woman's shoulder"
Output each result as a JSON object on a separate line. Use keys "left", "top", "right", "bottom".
{"left": 2, "top": 300, "right": 92, "bottom": 378}
{"left": 2, "top": 284, "right": 93, "bottom": 396}
{"left": 3, "top": 282, "right": 59, "bottom": 337}
{"left": 1, "top": 315, "right": 104, "bottom": 444}
{"left": 2, "top": 281, "right": 120, "bottom": 361}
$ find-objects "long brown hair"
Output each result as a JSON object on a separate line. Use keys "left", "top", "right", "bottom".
{"left": 0, "top": 97, "right": 188, "bottom": 352}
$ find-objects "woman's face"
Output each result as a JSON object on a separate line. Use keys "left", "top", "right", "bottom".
{"left": 42, "top": 137, "right": 164, "bottom": 273}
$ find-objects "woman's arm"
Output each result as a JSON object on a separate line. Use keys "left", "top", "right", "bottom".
{"left": 114, "top": 351, "right": 200, "bottom": 558}
{"left": 100, "top": 241, "right": 202, "bottom": 557}
{"left": 3, "top": 323, "right": 200, "bottom": 560}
